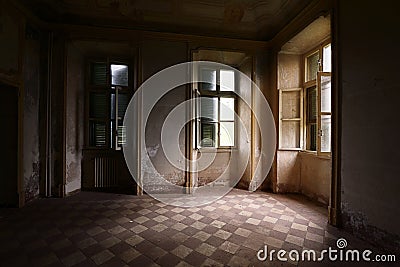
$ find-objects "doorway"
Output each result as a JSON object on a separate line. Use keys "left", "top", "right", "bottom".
{"left": 0, "top": 83, "right": 19, "bottom": 207}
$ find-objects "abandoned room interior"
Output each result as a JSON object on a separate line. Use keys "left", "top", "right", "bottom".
{"left": 0, "top": 0, "right": 399, "bottom": 266}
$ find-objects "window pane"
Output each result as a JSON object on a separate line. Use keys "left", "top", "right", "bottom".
{"left": 321, "top": 75, "right": 331, "bottom": 113}
{"left": 111, "top": 120, "right": 115, "bottom": 149}
{"left": 220, "top": 97, "right": 234, "bottom": 120}
{"left": 118, "top": 93, "right": 129, "bottom": 119}
{"left": 321, "top": 115, "right": 331, "bottom": 152}
{"left": 306, "top": 52, "right": 319, "bottom": 82}
{"left": 111, "top": 64, "right": 129, "bottom": 86}
{"left": 323, "top": 44, "right": 331, "bottom": 72}
{"left": 220, "top": 70, "right": 234, "bottom": 91}
{"left": 307, "top": 86, "right": 317, "bottom": 123}
{"left": 220, "top": 121, "right": 234, "bottom": 146}
{"left": 281, "top": 121, "right": 300, "bottom": 148}
{"left": 307, "top": 123, "right": 317, "bottom": 151}
{"left": 200, "top": 69, "right": 216, "bottom": 91}
{"left": 90, "top": 93, "right": 107, "bottom": 118}
{"left": 200, "top": 123, "right": 217, "bottom": 147}
{"left": 200, "top": 97, "right": 218, "bottom": 122}
{"left": 89, "top": 121, "right": 106, "bottom": 147}
{"left": 91, "top": 62, "right": 107, "bottom": 85}
{"left": 111, "top": 93, "right": 116, "bottom": 119}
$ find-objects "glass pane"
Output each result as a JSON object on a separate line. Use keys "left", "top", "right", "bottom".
{"left": 200, "top": 123, "right": 217, "bottom": 147}
{"left": 111, "top": 120, "right": 115, "bottom": 149}
{"left": 111, "top": 64, "right": 129, "bottom": 86}
{"left": 323, "top": 44, "right": 331, "bottom": 72}
{"left": 200, "top": 69, "right": 216, "bottom": 91}
{"left": 306, "top": 52, "right": 319, "bottom": 82}
{"left": 307, "top": 86, "right": 317, "bottom": 123}
{"left": 90, "top": 93, "right": 107, "bottom": 118}
{"left": 281, "top": 91, "right": 300, "bottom": 119}
{"left": 321, "top": 115, "right": 331, "bottom": 152}
{"left": 91, "top": 62, "right": 107, "bottom": 85}
{"left": 110, "top": 93, "right": 116, "bottom": 119}
{"left": 220, "top": 70, "right": 234, "bottom": 91}
{"left": 220, "top": 97, "right": 234, "bottom": 120}
{"left": 307, "top": 123, "right": 317, "bottom": 151}
{"left": 200, "top": 97, "right": 218, "bottom": 122}
{"left": 220, "top": 121, "right": 234, "bottom": 146}
{"left": 321, "top": 75, "right": 331, "bottom": 113}
{"left": 281, "top": 121, "right": 300, "bottom": 148}
{"left": 118, "top": 93, "right": 129, "bottom": 119}
{"left": 89, "top": 121, "right": 106, "bottom": 147}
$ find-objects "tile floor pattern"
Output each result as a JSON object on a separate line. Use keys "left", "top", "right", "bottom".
{"left": 0, "top": 189, "right": 392, "bottom": 266}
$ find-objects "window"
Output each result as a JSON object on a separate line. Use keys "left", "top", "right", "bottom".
{"left": 195, "top": 67, "right": 236, "bottom": 148}
{"left": 87, "top": 60, "right": 131, "bottom": 149}
{"left": 304, "top": 43, "right": 332, "bottom": 154}
{"left": 278, "top": 42, "right": 332, "bottom": 155}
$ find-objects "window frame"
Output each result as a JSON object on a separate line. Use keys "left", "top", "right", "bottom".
{"left": 278, "top": 87, "right": 303, "bottom": 150}
{"left": 302, "top": 40, "right": 332, "bottom": 156}
{"left": 85, "top": 57, "right": 132, "bottom": 150}
{"left": 317, "top": 71, "right": 332, "bottom": 156}
{"left": 195, "top": 66, "right": 238, "bottom": 149}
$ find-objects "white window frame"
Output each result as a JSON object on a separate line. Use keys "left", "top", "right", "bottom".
{"left": 317, "top": 71, "right": 332, "bottom": 156}
{"left": 302, "top": 41, "right": 332, "bottom": 156}
{"left": 194, "top": 66, "right": 237, "bottom": 149}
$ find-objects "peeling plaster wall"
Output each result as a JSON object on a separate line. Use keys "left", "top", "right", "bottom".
{"left": 299, "top": 153, "right": 330, "bottom": 205}
{"left": 142, "top": 40, "right": 187, "bottom": 190}
{"left": 236, "top": 57, "right": 252, "bottom": 189}
{"left": 1, "top": 3, "right": 42, "bottom": 204}
{"left": 198, "top": 153, "right": 230, "bottom": 186}
{"left": 253, "top": 52, "right": 271, "bottom": 191}
{"left": 276, "top": 151, "right": 300, "bottom": 192}
{"left": 50, "top": 34, "right": 66, "bottom": 195}
{"left": 65, "top": 43, "right": 84, "bottom": 194}
{"left": 338, "top": 0, "right": 400, "bottom": 248}
{"left": 23, "top": 31, "right": 41, "bottom": 202}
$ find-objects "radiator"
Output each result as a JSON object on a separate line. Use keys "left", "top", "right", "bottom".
{"left": 94, "top": 156, "right": 117, "bottom": 188}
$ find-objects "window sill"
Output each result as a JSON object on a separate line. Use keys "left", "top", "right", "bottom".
{"left": 278, "top": 148, "right": 302, "bottom": 151}
{"left": 196, "top": 148, "right": 234, "bottom": 153}
{"left": 299, "top": 150, "right": 331, "bottom": 159}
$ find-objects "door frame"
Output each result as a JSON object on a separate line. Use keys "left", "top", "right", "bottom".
{"left": 0, "top": 79, "right": 24, "bottom": 207}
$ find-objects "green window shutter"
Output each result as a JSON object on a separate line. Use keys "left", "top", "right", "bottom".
{"left": 91, "top": 62, "right": 107, "bottom": 86}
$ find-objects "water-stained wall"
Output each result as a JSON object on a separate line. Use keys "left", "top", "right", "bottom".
{"left": 236, "top": 56, "right": 252, "bottom": 189}
{"left": 23, "top": 26, "right": 41, "bottom": 202}
{"left": 65, "top": 43, "right": 85, "bottom": 194}
{"left": 142, "top": 40, "right": 188, "bottom": 191}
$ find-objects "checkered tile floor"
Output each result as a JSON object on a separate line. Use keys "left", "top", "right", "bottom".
{"left": 0, "top": 189, "right": 388, "bottom": 266}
